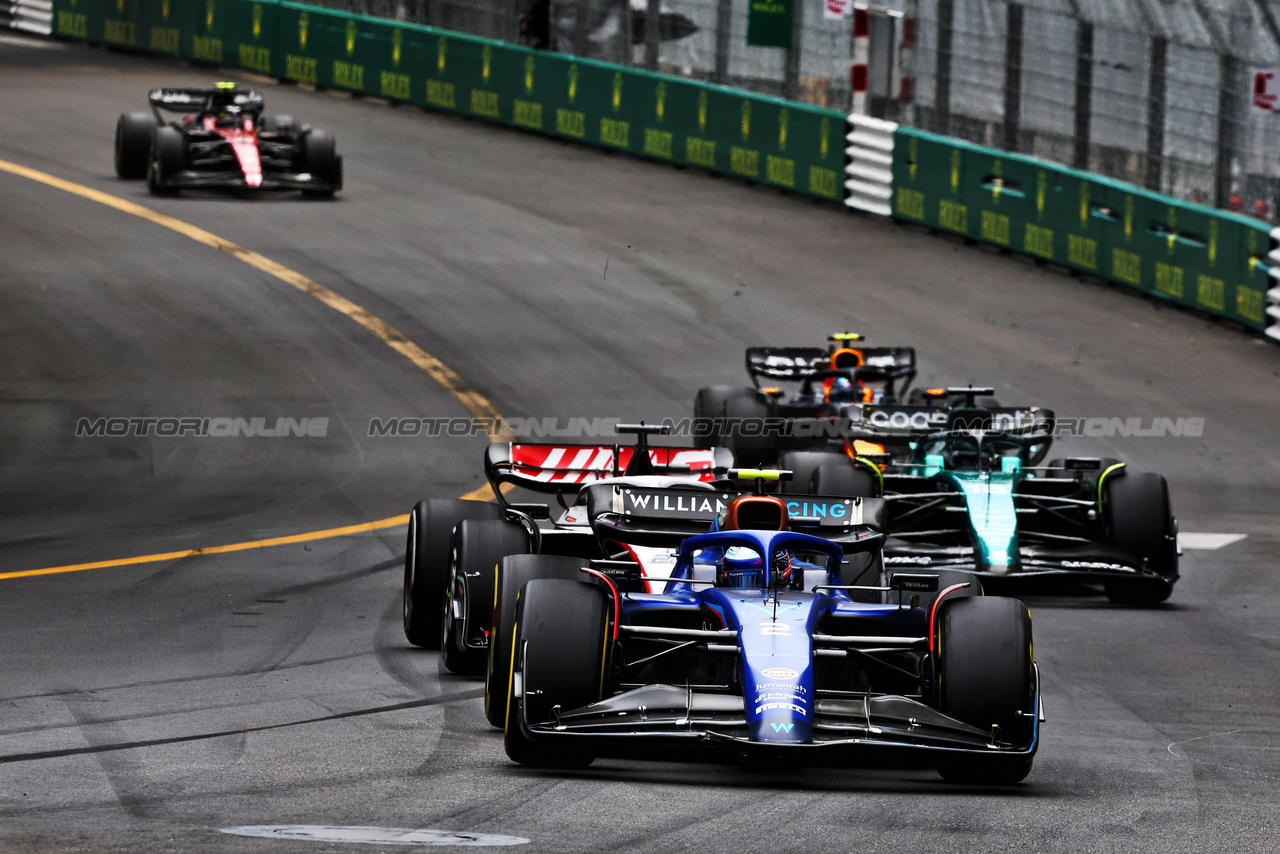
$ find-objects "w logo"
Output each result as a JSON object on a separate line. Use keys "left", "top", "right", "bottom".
{"left": 770, "top": 722, "right": 794, "bottom": 734}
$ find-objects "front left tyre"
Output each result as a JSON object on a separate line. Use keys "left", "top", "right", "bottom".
{"left": 934, "top": 596, "right": 1036, "bottom": 785}
{"left": 115, "top": 112, "right": 158, "bottom": 179}
{"left": 504, "top": 578, "right": 609, "bottom": 769}
{"left": 299, "top": 129, "right": 340, "bottom": 198}
{"left": 1101, "top": 470, "right": 1177, "bottom": 605}
{"left": 146, "top": 126, "right": 185, "bottom": 195}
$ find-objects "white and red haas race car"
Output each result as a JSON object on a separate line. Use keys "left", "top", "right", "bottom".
{"left": 114, "top": 82, "right": 342, "bottom": 197}
{"left": 403, "top": 425, "right": 733, "bottom": 673}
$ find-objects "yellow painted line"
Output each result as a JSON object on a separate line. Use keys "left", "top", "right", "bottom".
{"left": 2, "top": 483, "right": 517, "bottom": 581}
{"left": 0, "top": 159, "right": 520, "bottom": 582}
{"left": 0, "top": 515, "right": 408, "bottom": 581}
{"left": 0, "top": 159, "right": 501, "bottom": 425}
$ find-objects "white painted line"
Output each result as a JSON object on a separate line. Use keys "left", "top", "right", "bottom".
{"left": 220, "top": 826, "right": 530, "bottom": 846}
{"left": 1178, "top": 533, "right": 1248, "bottom": 551}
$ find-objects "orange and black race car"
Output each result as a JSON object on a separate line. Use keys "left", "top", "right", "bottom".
{"left": 692, "top": 334, "right": 919, "bottom": 484}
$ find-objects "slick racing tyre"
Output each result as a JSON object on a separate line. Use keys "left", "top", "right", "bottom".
{"left": 777, "top": 450, "right": 842, "bottom": 495}
{"left": 1101, "top": 470, "right": 1177, "bottom": 605}
{"left": 935, "top": 596, "right": 1035, "bottom": 785}
{"left": 721, "top": 388, "right": 777, "bottom": 467}
{"left": 692, "top": 385, "right": 741, "bottom": 450}
{"left": 810, "top": 460, "right": 881, "bottom": 498}
{"left": 115, "top": 112, "right": 158, "bottom": 179}
{"left": 300, "top": 129, "right": 338, "bottom": 198}
{"left": 404, "top": 499, "right": 504, "bottom": 648}
{"left": 485, "top": 555, "right": 593, "bottom": 728}
{"left": 440, "top": 518, "right": 532, "bottom": 676}
{"left": 146, "top": 127, "right": 185, "bottom": 195}
{"left": 504, "top": 579, "right": 608, "bottom": 769}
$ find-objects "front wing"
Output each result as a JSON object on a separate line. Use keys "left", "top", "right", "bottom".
{"left": 516, "top": 675, "right": 1041, "bottom": 768}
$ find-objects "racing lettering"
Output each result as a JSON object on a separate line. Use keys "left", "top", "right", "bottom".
{"left": 686, "top": 137, "right": 716, "bottom": 167}
{"left": 766, "top": 155, "right": 795, "bottom": 188}
{"left": 380, "top": 71, "right": 411, "bottom": 101}
{"left": 556, "top": 109, "right": 585, "bottom": 138}
{"left": 333, "top": 61, "right": 365, "bottom": 90}
{"left": 285, "top": 55, "right": 318, "bottom": 85}
{"left": 600, "top": 118, "right": 630, "bottom": 148}
{"left": 755, "top": 702, "right": 806, "bottom": 716}
{"left": 644, "top": 128, "right": 673, "bottom": 159}
{"left": 809, "top": 166, "right": 839, "bottom": 199}
{"left": 939, "top": 199, "right": 968, "bottom": 233}
{"left": 426, "top": 80, "right": 456, "bottom": 109}
{"left": 513, "top": 99, "right": 543, "bottom": 129}
{"left": 895, "top": 187, "right": 925, "bottom": 220}
{"left": 1068, "top": 234, "right": 1098, "bottom": 269}
{"left": 193, "top": 36, "right": 224, "bottom": 63}
{"left": 730, "top": 146, "right": 759, "bottom": 178}
{"left": 150, "top": 27, "right": 180, "bottom": 53}
{"left": 470, "top": 90, "right": 499, "bottom": 118}
{"left": 104, "top": 20, "right": 136, "bottom": 45}
{"left": 239, "top": 44, "right": 271, "bottom": 73}
{"left": 56, "top": 11, "right": 88, "bottom": 38}
{"left": 1112, "top": 248, "right": 1142, "bottom": 286}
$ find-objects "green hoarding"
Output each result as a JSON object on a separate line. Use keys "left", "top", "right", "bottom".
{"left": 892, "top": 127, "right": 1272, "bottom": 331}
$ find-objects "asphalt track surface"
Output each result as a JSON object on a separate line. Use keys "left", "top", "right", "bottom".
{"left": 2, "top": 35, "right": 1279, "bottom": 854}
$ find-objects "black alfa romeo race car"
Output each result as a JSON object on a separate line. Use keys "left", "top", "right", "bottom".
{"left": 114, "top": 83, "right": 342, "bottom": 197}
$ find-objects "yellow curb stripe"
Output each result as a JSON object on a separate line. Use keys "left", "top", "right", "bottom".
{"left": 3, "top": 482, "right": 516, "bottom": 581}
{"left": 0, "top": 159, "right": 520, "bottom": 582}
{"left": 0, "top": 515, "right": 410, "bottom": 581}
{"left": 0, "top": 159, "right": 500, "bottom": 425}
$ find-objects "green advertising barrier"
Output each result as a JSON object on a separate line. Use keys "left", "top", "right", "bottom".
{"left": 892, "top": 127, "right": 1272, "bottom": 332}
{"left": 49, "top": 0, "right": 845, "bottom": 201}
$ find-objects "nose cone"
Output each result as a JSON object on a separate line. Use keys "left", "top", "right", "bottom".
{"left": 730, "top": 593, "right": 823, "bottom": 744}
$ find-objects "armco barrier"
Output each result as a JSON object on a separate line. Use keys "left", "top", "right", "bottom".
{"left": 888, "top": 125, "right": 1273, "bottom": 334}
{"left": 50, "top": 0, "right": 847, "bottom": 203}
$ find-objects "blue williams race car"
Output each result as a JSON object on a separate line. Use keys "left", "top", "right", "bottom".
{"left": 494, "top": 478, "right": 1043, "bottom": 784}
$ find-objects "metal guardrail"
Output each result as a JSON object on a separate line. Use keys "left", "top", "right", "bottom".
{"left": 844, "top": 113, "right": 895, "bottom": 217}
{"left": 6, "top": 0, "right": 53, "bottom": 34}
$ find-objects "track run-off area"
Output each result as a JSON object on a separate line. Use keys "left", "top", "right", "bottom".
{"left": 2, "top": 35, "right": 1279, "bottom": 853}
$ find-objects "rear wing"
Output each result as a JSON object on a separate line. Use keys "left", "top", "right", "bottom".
{"left": 584, "top": 482, "right": 886, "bottom": 547}
{"left": 147, "top": 87, "right": 264, "bottom": 113}
{"left": 485, "top": 442, "right": 732, "bottom": 492}
{"left": 849, "top": 404, "right": 1055, "bottom": 436}
{"left": 745, "top": 346, "right": 916, "bottom": 386}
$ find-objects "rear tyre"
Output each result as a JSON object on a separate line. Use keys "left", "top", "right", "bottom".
{"left": 441, "top": 518, "right": 532, "bottom": 676}
{"left": 1101, "top": 470, "right": 1176, "bottom": 605}
{"left": 810, "top": 462, "right": 880, "bottom": 498}
{"left": 115, "top": 112, "right": 158, "bottom": 179}
{"left": 300, "top": 129, "right": 338, "bottom": 198}
{"left": 935, "top": 596, "right": 1035, "bottom": 785}
{"left": 722, "top": 388, "right": 777, "bottom": 467}
{"left": 778, "top": 450, "right": 843, "bottom": 495}
{"left": 485, "top": 554, "right": 592, "bottom": 728}
{"left": 403, "top": 499, "right": 504, "bottom": 648}
{"left": 693, "top": 386, "right": 736, "bottom": 449}
{"left": 146, "top": 127, "right": 185, "bottom": 195}
{"left": 504, "top": 579, "right": 608, "bottom": 768}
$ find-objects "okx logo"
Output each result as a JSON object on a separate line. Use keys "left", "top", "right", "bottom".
{"left": 770, "top": 722, "right": 794, "bottom": 734}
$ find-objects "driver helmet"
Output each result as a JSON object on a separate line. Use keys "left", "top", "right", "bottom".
{"left": 715, "top": 495, "right": 790, "bottom": 588}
